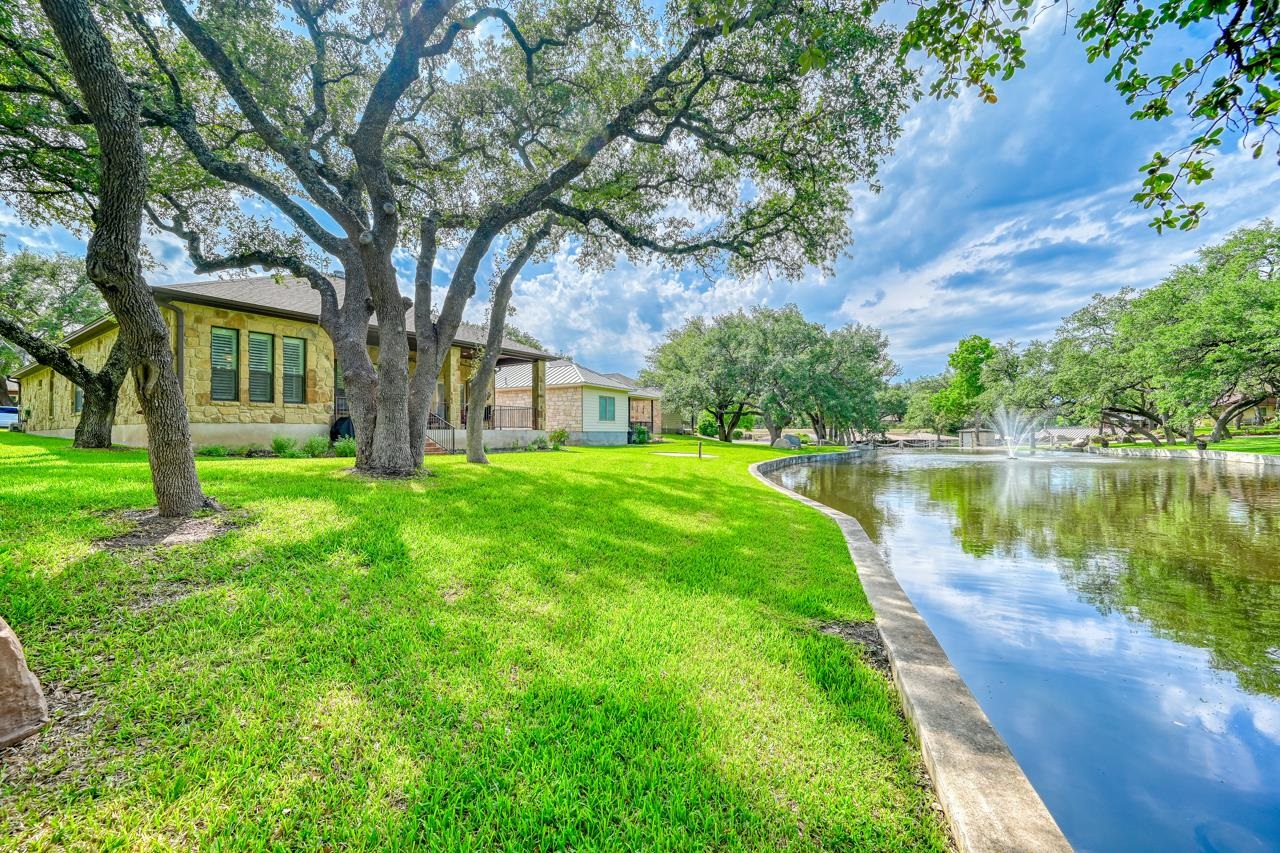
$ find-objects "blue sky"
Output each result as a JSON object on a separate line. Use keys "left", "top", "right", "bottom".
{"left": 3, "top": 13, "right": 1278, "bottom": 380}
{"left": 496, "top": 16, "right": 1280, "bottom": 378}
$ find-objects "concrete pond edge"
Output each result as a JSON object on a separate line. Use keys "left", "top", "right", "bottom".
{"left": 1091, "top": 445, "right": 1280, "bottom": 469}
{"left": 750, "top": 449, "right": 1072, "bottom": 853}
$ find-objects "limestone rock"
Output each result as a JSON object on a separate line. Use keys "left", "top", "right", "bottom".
{"left": 0, "top": 616, "right": 48, "bottom": 748}
{"left": 772, "top": 435, "right": 802, "bottom": 449}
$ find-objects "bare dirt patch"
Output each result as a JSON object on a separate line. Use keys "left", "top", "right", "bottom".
{"left": 819, "top": 620, "right": 892, "bottom": 675}
{"left": 95, "top": 508, "right": 239, "bottom": 551}
{"left": 440, "top": 584, "right": 468, "bottom": 604}
{"left": 127, "top": 581, "right": 198, "bottom": 614}
{"left": 0, "top": 681, "right": 103, "bottom": 796}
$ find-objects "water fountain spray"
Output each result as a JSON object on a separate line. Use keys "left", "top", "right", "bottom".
{"left": 990, "top": 403, "right": 1037, "bottom": 459}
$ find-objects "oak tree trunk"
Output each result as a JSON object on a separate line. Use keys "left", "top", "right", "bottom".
{"left": 0, "top": 317, "right": 129, "bottom": 448}
{"left": 71, "top": 335, "right": 130, "bottom": 449}
{"left": 461, "top": 222, "right": 550, "bottom": 464}
{"left": 763, "top": 411, "right": 782, "bottom": 444}
{"left": 73, "top": 378, "right": 118, "bottom": 448}
{"left": 465, "top": 384, "right": 487, "bottom": 463}
{"left": 40, "top": 0, "right": 208, "bottom": 516}
{"left": 1210, "top": 399, "right": 1260, "bottom": 442}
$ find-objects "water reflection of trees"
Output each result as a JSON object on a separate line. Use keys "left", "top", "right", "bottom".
{"left": 911, "top": 460, "right": 1280, "bottom": 698}
{"left": 778, "top": 464, "right": 898, "bottom": 541}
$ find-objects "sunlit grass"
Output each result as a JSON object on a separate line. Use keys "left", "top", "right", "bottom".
{"left": 0, "top": 433, "right": 946, "bottom": 850}
{"left": 1111, "top": 435, "right": 1280, "bottom": 455}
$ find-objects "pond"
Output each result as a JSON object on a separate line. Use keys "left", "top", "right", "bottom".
{"left": 770, "top": 452, "right": 1280, "bottom": 853}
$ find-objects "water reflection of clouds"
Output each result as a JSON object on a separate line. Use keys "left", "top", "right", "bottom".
{"left": 780, "top": 453, "right": 1280, "bottom": 851}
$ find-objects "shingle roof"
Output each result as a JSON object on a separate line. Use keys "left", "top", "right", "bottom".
{"left": 496, "top": 359, "right": 661, "bottom": 397}
{"left": 148, "top": 276, "right": 551, "bottom": 360}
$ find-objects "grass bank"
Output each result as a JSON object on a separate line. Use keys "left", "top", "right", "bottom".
{"left": 1111, "top": 435, "right": 1280, "bottom": 455}
{"left": 0, "top": 433, "right": 946, "bottom": 850}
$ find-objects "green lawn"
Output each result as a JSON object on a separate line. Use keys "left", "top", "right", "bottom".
{"left": 1210, "top": 436, "right": 1280, "bottom": 455}
{"left": 0, "top": 433, "right": 946, "bottom": 850}
{"left": 1111, "top": 435, "right": 1280, "bottom": 455}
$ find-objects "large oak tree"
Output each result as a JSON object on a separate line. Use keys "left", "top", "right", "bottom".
{"left": 87, "top": 0, "right": 914, "bottom": 476}
{"left": 31, "top": 0, "right": 211, "bottom": 515}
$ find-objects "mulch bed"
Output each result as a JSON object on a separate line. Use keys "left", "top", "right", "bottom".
{"left": 94, "top": 508, "right": 241, "bottom": 551}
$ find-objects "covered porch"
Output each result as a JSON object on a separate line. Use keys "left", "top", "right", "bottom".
{"left": 332, "top": 340, "right": 551, "bottom": 453}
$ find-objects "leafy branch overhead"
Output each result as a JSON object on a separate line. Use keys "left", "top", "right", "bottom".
{"left": 902, "top": 0, "right": 1280, "bottom": 231}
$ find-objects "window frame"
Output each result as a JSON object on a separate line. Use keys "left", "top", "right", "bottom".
{"left": 282, "top": 336, "right": 306, "bottom": 404}
{"left": 73, "top": 384, "right": 83, "bottom": 414}
{"left": 210, "top": 326, "right": 240, "bottom": 402}
{"left": 598, "top": 394, "right": 616, "bottom": 422}
{"left": 247, "top": 331, "right": 275, "bottom": 403}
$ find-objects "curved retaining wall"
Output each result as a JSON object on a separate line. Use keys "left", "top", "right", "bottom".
{"left": 751, "top": 450, "right": 1071, "bottom": 853}
{"left": 1093, "top": 445, "right": 1280, "bottom": 469}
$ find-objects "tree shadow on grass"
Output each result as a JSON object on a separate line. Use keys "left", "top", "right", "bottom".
{"left": 0, "top": 441, "right": 947, "bottom": 849}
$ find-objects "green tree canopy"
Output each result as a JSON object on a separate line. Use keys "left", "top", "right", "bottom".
{"left": 0, "top": 0, "right": 915, "bottom": 474}
{"left": 901, "top": 374, "right": 962, "bottom": 437}
{"left": 0, "top": 242, "right": 105, "bottom": 387}
{"left": 932, "top": 334, "right": 996, "bottom": 428}
{"left": 646, "top": 305, "right": 895, "bottom": 443}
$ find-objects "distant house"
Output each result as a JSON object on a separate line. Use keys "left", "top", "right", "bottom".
{"left": 495, "top": 359, "right": 662, "bottom": 445}
{"left": 14, "top": 276, "right": 556, "bottom": 450}
{"left": 598, "top": 372, "right": 668, "bottom": 436}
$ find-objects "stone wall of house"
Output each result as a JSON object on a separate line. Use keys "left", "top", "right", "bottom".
{"left": 18, "top": 300, "right": 540, "bottom": 447}
{"left": 628, "top": 397, "right": 661, "bottom": 429}
{"left": 495, "top": 388, "right": 532, "bottom": 408}
{"left": 545, "top": 386, "right": 582, "bottom": 432}
{"left": 18, "top": 322, "right": 154, "bottom": 434}
{"left": 181, "top": 302, "right": 336, "bottom": 428}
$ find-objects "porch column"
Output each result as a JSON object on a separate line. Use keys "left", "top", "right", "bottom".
{"left": 532, "top": 360, "right": 546, "bottom": 431}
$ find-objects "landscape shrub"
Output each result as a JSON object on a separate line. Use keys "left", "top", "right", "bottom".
{"left": 271, "top": 435, "right": 304, "bottom": 458}
{"left": 529, "top": 436, "right": 551, "bottom": 450}
{"left": 731, "top": 429, "right": 743, "bottom": 440}
{"left": 632, "top": 424, "right": 650, "bottom": 444}
{"left": 302, "top": 435, "right": 330, "bottom": 458}
{"left": 333, "top": 436, "right": 357, "bottom": 457}
{"left": 197, "top": 444, "right": 230, "bottom": 457}
{"left": 697, "top": 412, "right": 718, "bottom": 437}
{"left": 798, "top": 434, "right": 811, "bottom": 445}
{"left": 548, "top": 428, "right": 569, "bottom": 449}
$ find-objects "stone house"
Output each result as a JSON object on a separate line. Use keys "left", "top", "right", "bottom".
{"left": 14, "top": 276, "right": 554, "bottom": 451}
{"left": 494, "top": 359, "right": 661, "bottom": 445}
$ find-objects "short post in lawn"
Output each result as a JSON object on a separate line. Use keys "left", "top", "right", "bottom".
{"left": 698, "top": 441, "right": 702, "bottom": 459}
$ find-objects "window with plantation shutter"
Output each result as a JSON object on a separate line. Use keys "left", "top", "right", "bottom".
{"left": 283, "top": 337, "right": 306, "bottom": 403}
{"left": 248, "top": 332, "right": 274, "bottom": 402}
{"left": 211, "top": 327, "right": 239, "bottom": 401}
{"left": 599, "top": 395, "right": 615, "bottom": 421}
